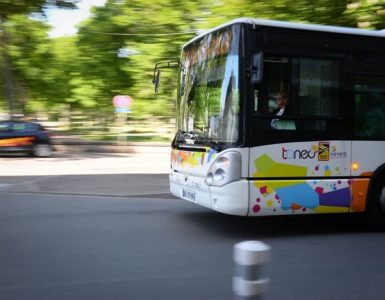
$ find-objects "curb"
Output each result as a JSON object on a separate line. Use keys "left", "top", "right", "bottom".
{"left": 52, "top": 143, "right": 170, "bottom": 154}
{"left": 53, "top": 144, "right": 135, "bottom": 153}
{"left": 51, "top": 136, "right": 170, "bottom": 154}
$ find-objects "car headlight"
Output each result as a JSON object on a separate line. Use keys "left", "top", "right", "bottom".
{"left": 205, "top": 151, "right": 242, "bottom": 187}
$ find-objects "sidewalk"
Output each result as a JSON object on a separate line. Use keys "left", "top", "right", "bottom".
{"left": 0, "top": 173, "right": 172, "bottom": 197}
{"left": 0, "top": 137, "right": 172, "bottom": 195}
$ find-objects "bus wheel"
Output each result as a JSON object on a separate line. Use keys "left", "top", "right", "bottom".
{"left": 368, "top": 174, "right": 385, "bottom": 231}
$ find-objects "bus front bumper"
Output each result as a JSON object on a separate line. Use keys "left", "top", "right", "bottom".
{"left": 169, "top": 171, "right": 249, "bottom": 216}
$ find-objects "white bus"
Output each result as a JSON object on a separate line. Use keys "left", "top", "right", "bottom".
{"left": 156, "top": 18, "right": 385, "bottom": 228}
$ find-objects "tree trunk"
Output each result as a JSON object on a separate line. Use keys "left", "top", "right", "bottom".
{"left": 0, "top": 15, "right": 13, "bottom": 120}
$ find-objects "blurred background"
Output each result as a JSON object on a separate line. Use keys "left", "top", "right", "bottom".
{"left": 1, "top": 0, "right": 385, "bottom": 145}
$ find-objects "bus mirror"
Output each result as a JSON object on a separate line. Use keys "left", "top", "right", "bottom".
{"left": 153, "top": 69, "right": 161, "bottom": 94}
{"left": 250, "top": 52, "right": 263, "bottom": 83}
{"left": 152, "top": 60, "right": 182, "bottom": 94}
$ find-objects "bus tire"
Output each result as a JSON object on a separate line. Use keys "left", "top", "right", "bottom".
{"left": 367, "top": 172, "right": 385, "bottom": 231}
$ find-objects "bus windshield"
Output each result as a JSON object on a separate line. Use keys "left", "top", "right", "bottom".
{"left": 176, "top": 25, "right": 240, "bottom": 149}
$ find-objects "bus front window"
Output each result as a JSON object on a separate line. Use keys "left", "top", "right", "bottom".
{"left": 176, "top": 26, "right": 241, "bottom": 148}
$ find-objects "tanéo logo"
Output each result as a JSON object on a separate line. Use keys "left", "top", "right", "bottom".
{"left": 282, "top": 146, "right": 317, "bottom": 160}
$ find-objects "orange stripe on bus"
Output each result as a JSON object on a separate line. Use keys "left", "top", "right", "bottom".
{"left": 351, "top": 178, "right": 370, "bottom": 212}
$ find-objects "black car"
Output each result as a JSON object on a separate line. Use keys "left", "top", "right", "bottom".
{"left": 0, "top": 120, "right": 53, "bottom": 157}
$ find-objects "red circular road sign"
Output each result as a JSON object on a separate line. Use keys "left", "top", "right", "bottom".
{"left": 113, "top": 95, "right": 132, "bottom": 107}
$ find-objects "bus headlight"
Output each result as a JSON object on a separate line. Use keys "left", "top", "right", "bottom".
{"left": 205, "top": 151, "right": 242, "bottom": 187}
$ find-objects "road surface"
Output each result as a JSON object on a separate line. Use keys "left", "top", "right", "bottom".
{"left": 1, "top": 152, "right": 385, "bottom": 300}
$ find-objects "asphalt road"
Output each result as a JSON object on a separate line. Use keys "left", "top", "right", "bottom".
{"left": 0, "top": 150, "right": 171, "bottom": 196}
{"left": 1, "top": 152, "right": 385, "bottom": 300}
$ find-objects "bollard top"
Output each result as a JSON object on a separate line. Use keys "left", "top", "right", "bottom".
{"left": 234, "top": 241, "right": 271, "bottom": 265}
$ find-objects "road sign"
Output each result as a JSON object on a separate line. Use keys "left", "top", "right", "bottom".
{"left": 113, "top": 95, "right": 132, "bottom": 108}
{"left": 115, "top": 107, "right": 131, "bottom": 113}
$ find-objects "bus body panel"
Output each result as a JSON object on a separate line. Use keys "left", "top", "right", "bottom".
{"left": 249, "top": 141, "right": 352, "bottom": 178}
{"left": 350, "top": 178, "right": 370, "bottom": 213}
{"left": 248, "top": 141, "right": 353, "bottom": 215}
{"left": 351, "top": 141, "right": 385, "bottom": 177}
{"left": 249, "top": 179, "right": 352, "bottom": 216}
{"left": 349, "top": 141, "right": 385, "bottom": 214}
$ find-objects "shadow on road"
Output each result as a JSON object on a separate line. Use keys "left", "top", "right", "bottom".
{"left": 178, "top": 210, "right": 370, "bottom": 238}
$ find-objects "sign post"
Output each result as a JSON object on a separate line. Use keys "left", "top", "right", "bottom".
{"left": 112, "top": 95, "right": 133, "bottom": 145}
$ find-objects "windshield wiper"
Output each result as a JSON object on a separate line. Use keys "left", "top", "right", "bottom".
{"left": 180, "top": 130, "right": 199, "bottom": 139}
{"left": 175, "top": 131, "right": 223, "bottom": 151}
{"left": 198, "top": 139, "right": 222, "bottom": 151}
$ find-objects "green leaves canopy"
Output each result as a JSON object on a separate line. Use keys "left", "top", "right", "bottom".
{"left": 1, "top": 0, "right": 385, "bottom": 119}
{"left": 0, "top": 0, "right": 77, "bottom": 18}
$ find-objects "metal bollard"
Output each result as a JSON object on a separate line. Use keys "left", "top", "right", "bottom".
{"left": 233, "top": 241, "right": 271, "bottom": 300}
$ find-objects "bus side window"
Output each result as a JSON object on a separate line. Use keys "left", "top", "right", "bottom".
{"left": 295, "top": 58, "right": 339, "bottom": 131}
{"left": 262, "top": 56, "right": 296, "bottom": 130}
{"left": 256, "top": 56, "right": 340, "bottom": 132}
{"left": 264, "top": 56, "right": 290, "bottom": 114}
{"left": 355, "top": 75, "right": 385, "bottom": 138}
{"left": 297, "top": 58, "right": 339, "bottom": 117}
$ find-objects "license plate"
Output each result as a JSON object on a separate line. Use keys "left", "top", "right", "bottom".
{"left": 182, "top": 189, "right": 196, "bottom": 202}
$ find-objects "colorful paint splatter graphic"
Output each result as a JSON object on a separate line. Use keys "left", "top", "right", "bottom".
{"left": 171, "top": 148, "right": 217, "bottom": 168}
{"left": 251, "top": 154, "right": 356, "bottom": 215}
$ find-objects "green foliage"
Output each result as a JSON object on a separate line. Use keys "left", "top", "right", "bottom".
{"left": 0, "top": 0, "right": 78, "bottom": 18}
{"left": 345, "top": 0, "right": 385, "bottom": 29}
{"left": 0, "top": 0, "right": 78, "bottom": 116}
{"left": 1, "top": 0, "right": 385, "bottom": 122}
{"left": 74, "top": 0, "right": 203, "bottom": 119}
{"left": 6, "top": 15, "right": 52, "bottom": 103}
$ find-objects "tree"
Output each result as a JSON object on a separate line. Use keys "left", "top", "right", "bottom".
{"left": 2, "top": 0, "right": 384, "bottom": 128}
{"left": 345, "top": 0, "right": 385, "bottom": 29}
{"left": 74, "top": 0, "right": 210, "bottom": 119}
{"left": 203, "top": 0, "right": 353, "bottom": 28}
{"left": 0, "top": 0, "right": 78, "bottom": 118}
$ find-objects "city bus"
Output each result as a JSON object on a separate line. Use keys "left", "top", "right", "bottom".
{"left": 156, "top": 18, "right": 385, "bottom": 228}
